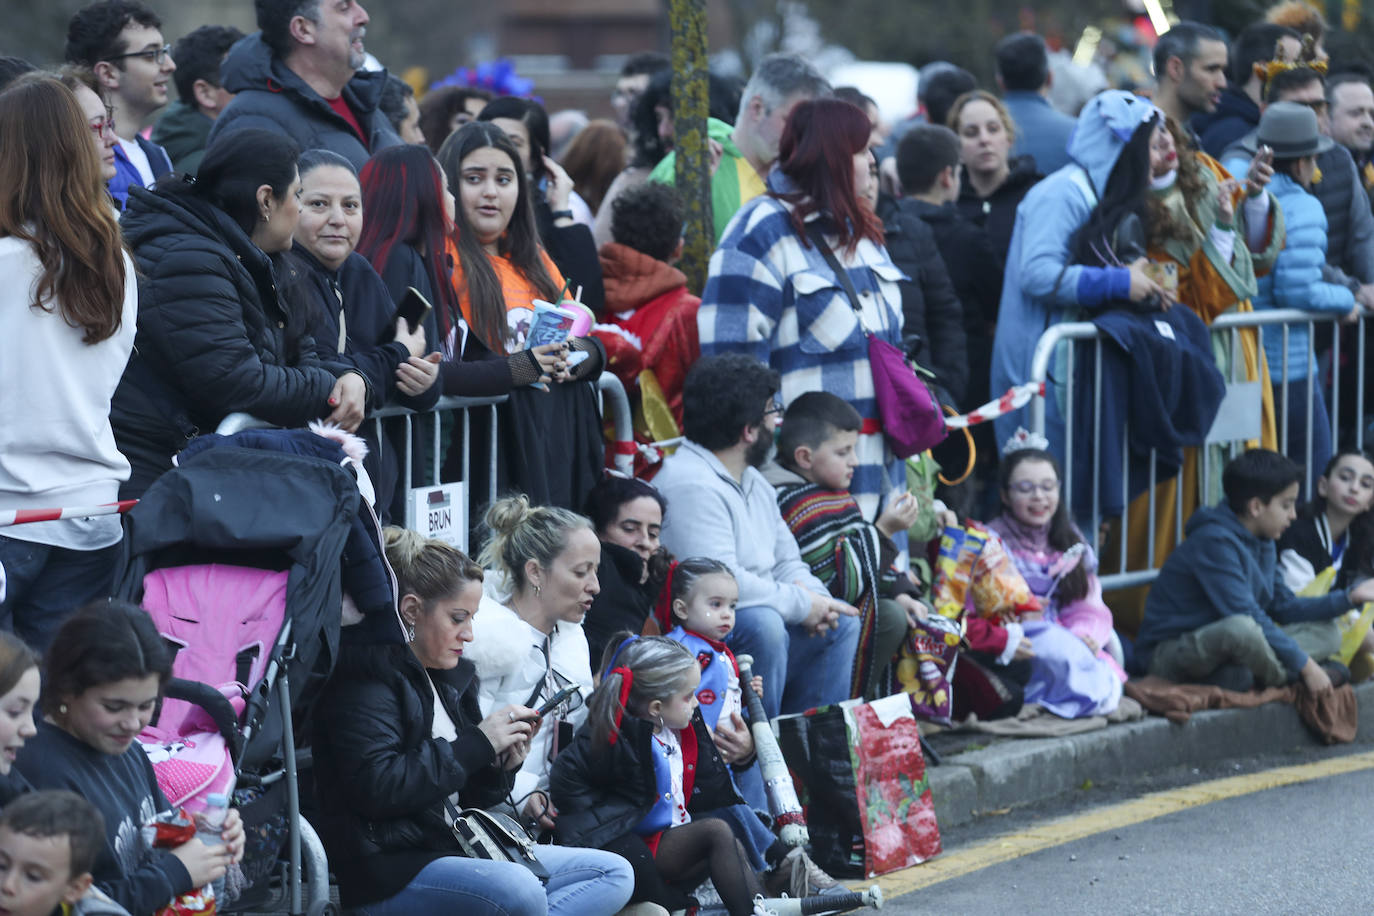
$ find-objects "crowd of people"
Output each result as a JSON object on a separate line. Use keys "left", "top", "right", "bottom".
{"left": 5, "top": 0, "right": 1374, "bottom": 913}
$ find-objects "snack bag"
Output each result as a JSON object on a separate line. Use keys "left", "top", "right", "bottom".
{"left": 894, "top": 612, "right": 962, "bottom": 723}
{"left": 969, "top": 533, "right": 1040, "bottom": 621}
{"left": 144, "top": 809, "right": 216, "bottom": 916}
{"left": 930, "top": 524, "right": 989, "bottom": 619}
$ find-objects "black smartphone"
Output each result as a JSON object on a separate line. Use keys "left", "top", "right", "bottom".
{"left": 381, "top": 286, "right": 434, "bottom": 342}
{"left": 535, "top": 684, "right": 582, "bottom": 718}
{"left": 396, "top": 286, "right": 433, "bottom": 334}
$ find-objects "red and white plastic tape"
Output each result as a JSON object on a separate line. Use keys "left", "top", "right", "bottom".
{"left": 943, "top": 381, "right": 1045, "bottom": 429}
{"left": 0, "top": 500, "right": 138, "bottom": 529}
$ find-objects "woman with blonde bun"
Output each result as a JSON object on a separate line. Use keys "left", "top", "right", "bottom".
{"left": 465, "top": 495, "right": 601, "bottom": 835}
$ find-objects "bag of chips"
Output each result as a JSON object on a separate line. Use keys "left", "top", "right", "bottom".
{"left": 144, "top": 809, "right": 217, "bottom": 916}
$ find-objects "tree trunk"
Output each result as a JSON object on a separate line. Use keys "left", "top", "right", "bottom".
{"left": 669, "top": 0, "right": 714, "bottom": 293}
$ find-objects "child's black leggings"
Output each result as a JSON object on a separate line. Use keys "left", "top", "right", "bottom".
{"left": 656, "top": 818, "right": 763, "bottom": 916}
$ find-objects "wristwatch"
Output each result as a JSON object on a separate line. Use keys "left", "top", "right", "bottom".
{"left": 550, "top": 209, "right": 574, "bottom": 221}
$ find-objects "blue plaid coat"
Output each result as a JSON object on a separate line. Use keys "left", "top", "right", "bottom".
{"left": 699, "top": 176, "right": 905, "bottom": 520}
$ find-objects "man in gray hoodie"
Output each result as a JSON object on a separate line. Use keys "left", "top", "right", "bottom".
{"left": 654, "top": 354, "right": 859, "bottom": 719}
{"left": 1136, "top": 449, "right": 1374, "bottom": 693}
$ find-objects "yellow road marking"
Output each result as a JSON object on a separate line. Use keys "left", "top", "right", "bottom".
{"left": 876, "top": 750, "right": 1374, "bottom": 899}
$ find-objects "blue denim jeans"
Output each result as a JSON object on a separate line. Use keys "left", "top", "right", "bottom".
{"left": 355, "top": 845, "right": 634, "bottom": 916}
{"left": 726, "top": 607, "right": 861, "bottom": 719}
{"left": 0, "top": 536, "right": 121, "bottom": 652}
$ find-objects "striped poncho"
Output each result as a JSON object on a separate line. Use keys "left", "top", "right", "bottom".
{"left": 775, "top": 480, "right": 896, "bottom": 697}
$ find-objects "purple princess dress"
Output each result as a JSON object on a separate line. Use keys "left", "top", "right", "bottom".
{"left": 986, "top": 515, "right": 1124, "bottom": 718}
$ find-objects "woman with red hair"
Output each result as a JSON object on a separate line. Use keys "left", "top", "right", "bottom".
{"left": 699, "top": 97, "right": 904, "bottom": 521}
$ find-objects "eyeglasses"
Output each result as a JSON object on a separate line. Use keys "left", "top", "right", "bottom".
{"left": 107, "top": 44, "right": 172, "bottom": 65}
{"left": 89, "top": 116, "right": 116, "bottom": 138}
{"left": 762, "top": 401, "right": 784, "bottom": 418}
{"left": 1008, "top": 480, "right": 1060, "bottom": 496}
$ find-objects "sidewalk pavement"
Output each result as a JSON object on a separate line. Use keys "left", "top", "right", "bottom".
{"left": 925, "top": 682, "right": 1374, "bottom": 829}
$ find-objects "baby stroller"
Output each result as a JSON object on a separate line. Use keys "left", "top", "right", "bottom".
{"left": 115, "top": 427, "right": 394, "bottom": 916}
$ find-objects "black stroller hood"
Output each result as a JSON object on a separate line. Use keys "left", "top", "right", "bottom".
{"left": 115, "top": 443, "right": 362, "bottom": 694}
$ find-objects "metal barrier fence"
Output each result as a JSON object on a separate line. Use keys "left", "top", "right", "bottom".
{"left": 220, "top": 393, "right": 507, "bottom": 548}
{"left": 1027, "top": 309, "right": 1368, "bottom": 592}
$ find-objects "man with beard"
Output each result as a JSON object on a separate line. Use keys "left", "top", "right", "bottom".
{"left": 207, "top": 0, "right": 400, "bottom": 169}
{"left": 654, "top": 353, "right": 860, "bottom": 719}
{"left": 1150, "top": 20, "right": 1229, "bottom": 147}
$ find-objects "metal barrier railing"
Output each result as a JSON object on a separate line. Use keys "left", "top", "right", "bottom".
{"left": 219, "top": 393, "right": 508, "bottom": 545}
{"left": 596, "top": 372, "right": 635, "bottom": 478}
{"left": 1028, "top": 309, "right": 1368, "bottom": 592}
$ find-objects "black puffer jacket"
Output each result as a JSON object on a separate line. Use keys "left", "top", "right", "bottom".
{"left": 875, "top": 192, "right": 969, "bottom": 405}
{"left": 312, "top": 623, "right": 508, "bottom": 908}
{"left": 903, "top": 197, "right": 1005, "bottom": 409}
{"left": 956, "top": 153, "right": 1042, "bottom": 267}
{"left": 209, "top": 34, "right": 401, "bottom": 171}
{"left": 582, "top": 542, "right": 660, "bottom": 666}
{"left": 550, "top": 709, "right": 741, "bottom": 852}
{"left": 111, "top": 185, "right": 340, "bottom": 497}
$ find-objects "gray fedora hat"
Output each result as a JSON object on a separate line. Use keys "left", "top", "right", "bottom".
{"left": 1239, "top": 101, "right": 1334, "bottom": 158}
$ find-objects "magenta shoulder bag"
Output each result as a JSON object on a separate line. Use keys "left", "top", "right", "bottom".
{"left": 805, "top": 225, "right": 947, "bottom": 458}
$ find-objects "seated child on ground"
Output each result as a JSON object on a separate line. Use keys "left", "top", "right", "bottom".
{"left": 596, "top": 181, "right": 701, "bottom": 425}
{"left": 1137, "top": 449, "right": 1374, "bottom": 693}
{"left": 765, "top": 392, "right": 929, "bottom": 699}
{"left": 1276, "top": 450, "right": 1374, "bottom": 681}
{"left": 0, "top": 790, "right": 117, "bottom": 916}
{"left": 983, "top": 434, "right": 1125, "bottom": 719}
{"left": 551, "top": 636, "right": 802, "bottom": 916}
{"left": 659, "top": 559, "right": 841, "bottom": 897}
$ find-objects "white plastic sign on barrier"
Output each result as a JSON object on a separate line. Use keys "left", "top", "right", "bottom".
{"left": 409, "top": 483, "right": 468, "bottom": 553}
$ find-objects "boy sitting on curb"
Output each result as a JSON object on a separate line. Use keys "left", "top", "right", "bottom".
{"left": 765, "top": 391, "right": 931, "bottom": 698}
{"left": 1136, "top": 449, "right": 1374, "bottom": 693}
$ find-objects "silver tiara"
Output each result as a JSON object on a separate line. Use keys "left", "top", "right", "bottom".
{"left": 1002, "top": 427, "right": 1050, "bottom": 455}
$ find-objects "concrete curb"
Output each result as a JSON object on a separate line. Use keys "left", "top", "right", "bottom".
{"left": 928, "top": 682, "right": 1374, "bottom": 829}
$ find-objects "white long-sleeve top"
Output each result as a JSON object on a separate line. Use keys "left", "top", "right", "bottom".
{"left": 0, "top": 239, "right": 136, "bottom": 549}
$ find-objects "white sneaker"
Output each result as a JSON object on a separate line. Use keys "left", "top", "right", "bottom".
{"left": 769, "top": 847, "right": 845, "bottom": 898}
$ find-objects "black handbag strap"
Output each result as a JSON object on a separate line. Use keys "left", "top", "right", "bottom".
{"left": 805, "top": 223, "right": 864, "bottom": 314}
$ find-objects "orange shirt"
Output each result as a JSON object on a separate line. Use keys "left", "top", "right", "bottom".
{"left": 445, "top": 235, "right": 564, "bottom": 354}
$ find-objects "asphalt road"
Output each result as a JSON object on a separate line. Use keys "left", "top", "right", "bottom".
{"left": 881, "top": 749, "right": 1374, "bottom": 915}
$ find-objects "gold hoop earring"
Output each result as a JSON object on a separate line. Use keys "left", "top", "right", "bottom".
{"left": 534, "top": 584, "right": 541, "bottom": 597}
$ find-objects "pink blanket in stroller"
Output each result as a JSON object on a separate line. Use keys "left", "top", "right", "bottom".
{"left": 139, "top": 564, "right": 289, "bottom": 811}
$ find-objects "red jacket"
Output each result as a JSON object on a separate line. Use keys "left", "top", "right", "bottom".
{"left": 596, "top": 243, "right": 701, "bottom": 425}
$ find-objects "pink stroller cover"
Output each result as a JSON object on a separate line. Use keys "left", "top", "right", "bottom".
{"left": 139, "top": 564, "right": 289, "bottom": 811}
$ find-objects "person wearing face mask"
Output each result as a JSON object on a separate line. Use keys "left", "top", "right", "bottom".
{"left": 110, "top": 129, "right": 368, "bottom": 499}
{"left": 463, "top": 497, "right": 603, "bottom": 838}
{"left": 17, "top": 602, "right": 246, "bottom": 916}
{"left": 289, "top": 148, "right": 440, "bottom": 520}
{"left": 311, "top": 528, "right": 633, "bottom": 915}
{"left": 581, "top": 477, "right": 672, "bottom": 665}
